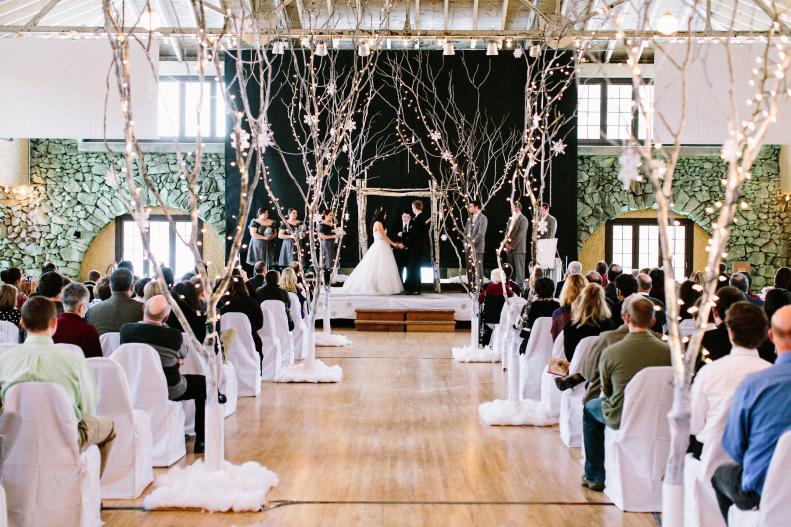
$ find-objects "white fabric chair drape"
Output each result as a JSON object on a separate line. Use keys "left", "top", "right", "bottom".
{"left": 603, "top": 366, "right": 673, "bottom": 512}
{"left": 0, "top": 382, "right": 101, "bottom": 527}
{"left": 0, "top": 322, "right": 19, "bottom": 345}
{"left": 728, "top": 430, "right": 791, "bottom": 527}
{"left": 221, "top": 313, "right": 261, "bottom": 396}
{"left": 0, "top": 484, "right": 6, "bottom": 527}
{"left": 559, "top": 336, "right": 600, "bottom": 448}
{"left": 111, "top": 343, "right": 186, "bottom": 467}
{"left": 287, "top": 292, "right": 306, "bottom": 362}
{"left": 519, "top": 317, "right": 553, "bottom": 401}
{"left": 99, "top": 332, "right": 121, "bottom": 357}
{"left": 537, "top": 331, "right": 566, "bottom": 418}
{"left": 86, "top": 357, "right": 153, "bottom": 499}
{"left": 258, "top": 303, "right": 282, "bottom": 381}
{"left": 262, "top": 300, "right": 294, "bottom": 366}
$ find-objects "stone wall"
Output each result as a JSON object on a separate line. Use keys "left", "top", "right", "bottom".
{"left": 577, "top": 146, "right": 790, "bottom": 288}
{"left": 0, "top": 139, "right": 225, "bottom": 279}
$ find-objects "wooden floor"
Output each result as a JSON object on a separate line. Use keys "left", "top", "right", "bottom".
{"left": 103, "top": 331, "right": 657, "bottom": 526}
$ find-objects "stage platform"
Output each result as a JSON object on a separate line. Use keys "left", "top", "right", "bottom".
{"left": 315, "top": 289, "right": 473, "bottom": 321}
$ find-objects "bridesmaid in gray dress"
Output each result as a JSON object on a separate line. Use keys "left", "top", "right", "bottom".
{"left": 318, "top": 209, "right": 340, "bottom": 281}
{"left": 277, "top": 208, "right": 303, "bottom": 267}
{"left": 246, "top": 208, "right": 277, "bottom": 268}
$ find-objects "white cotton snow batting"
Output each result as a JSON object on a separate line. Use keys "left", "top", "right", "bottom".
{"left": 451, "top": 345, "right": 501, "bottom": 363}
{"left": 315, "top": 332, "right": 351, "bottom": 347}
{"left": 478, "top": 399, "right": 558, "bottom": 426}
{"left": 142, "top": 459, "right": 279, "bottom": 512}
{"left": 274, "top": 359, "right": 343, "bottom": 383}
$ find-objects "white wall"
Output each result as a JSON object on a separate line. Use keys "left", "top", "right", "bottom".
{"left": 0, "top": 39, "right": 159, "bottom": 140}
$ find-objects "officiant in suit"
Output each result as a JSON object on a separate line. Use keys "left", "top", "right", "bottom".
{"left": 393, "top": 211, "right": 412, "bottom": 279}
{"left": 506, "top": 201, "right": 529, "bottom": 286}
{"left": 403, "top": 201, "right": 429, "bottom": 295}
{"left": 465, "top": 200, "right": 488, "bottom": 288}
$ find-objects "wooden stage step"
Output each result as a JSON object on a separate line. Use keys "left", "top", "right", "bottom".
{"left": 355, "top": 309, "right": 456, "bottom": 332}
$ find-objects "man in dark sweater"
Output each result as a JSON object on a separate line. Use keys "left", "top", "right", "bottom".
{"left": 702, "top": 286, "right": 775, "bottom": 364}
{"left": 255, "top": 270, "right": 294, "bottom": 331}
{"left": 581, "top": 296, "right": 671, "bottom": 492}
{"left": 246, "top": 261, "right": 267, "bottom": 296}
{"left": 604, "top": 264, "right": 622, "bottom": 305}
{"left": 120, "top": 295, "right": 207, "bottom": 453}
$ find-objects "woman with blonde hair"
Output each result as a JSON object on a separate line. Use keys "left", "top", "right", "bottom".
{"left": 562, "top": 283, "right": 614, "bottom": 361}
{"left": 551, "top": 274, "right": 587, "bottom": 340}
{"left": 279, "top": 266, "right": 306, "bottom": 317}
{"left": 143, "top": 280, "right": 165, "bottom": 301}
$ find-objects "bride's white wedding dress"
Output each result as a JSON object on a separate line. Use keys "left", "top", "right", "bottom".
{"left": 341, "top": 224, "right": 404, "bottom": 295}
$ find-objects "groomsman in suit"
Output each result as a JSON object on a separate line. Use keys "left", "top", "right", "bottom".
{"left": 465, "top": 200, "right": 488, "bottom": 288}
{"left": 506, "top": 201, "right": 529, "bottom": 286}
{"left": 536, "top": 202, "right": 557, "bottom": 240}
{"left": 403, "top": 201, "right": 429, "bottom": 295}
{"left": 394, "top": 211, "right": 412, "bottom": 279}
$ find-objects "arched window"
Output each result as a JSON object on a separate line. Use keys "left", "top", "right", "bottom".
{"left": 605, "top": 218, "right": 693, "bottom": 279}
{"left": 115, "top": 215, "right": 203, "bottom": 277}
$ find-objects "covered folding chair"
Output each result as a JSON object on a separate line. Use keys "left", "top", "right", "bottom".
{"left": 262, "top": 300, "right": 293, "bottom": 366}
{"left": 99, "top": 332, "right": 121, "bottom": 357}
{"left": 519, "top": 317, "right": 553, "bottom": 401}
{"left": 287, "top": 292, "right": 307, "bottom": 361}
{"left": 86, "top": 358, "right": 153, "bottom": 499}
{"left": 0, "top": 322, "right": 19, "bottom": 345}
{"left": 258, "top": 304, "right": 282, "bottom": 381}
{"left": 538, "top": 332, "right": 566, "bottom": 418}
{"left": 0, "top": 383, "right": 101, "bottom": 527}
{"left": 559, "top": 336, "right": 600, "bottom": 448}
{"left": 603, "top": 366, "right": 673, "bottom": 512}
{"left": 221, "top": 313, "right": 261, "bottom": 396}
{"left": 728, "top": 430, "right": 791, "bottom": 527}
{"left": 111, "top": 343, "right": 186, "bottom": 467}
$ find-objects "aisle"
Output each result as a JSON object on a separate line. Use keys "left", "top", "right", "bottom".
{"left": 103, "top": 331, "right": 656, "bottom": 526}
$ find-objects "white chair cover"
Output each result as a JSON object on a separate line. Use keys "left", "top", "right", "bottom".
{"left": 0, "top": 484, "right": 6, "bottom": 527}
{"left": 0, "top": 383, "right": 101, "bottom": 527}
{"left": 559, "top": 336, "right": 600, "bottom": 448}
{"left": 111, "top": 343, "right": 186, "bottom": 467}
{"left": 287, "top": 292, "right": 307, "bottom": 362}
{"left": 258, "top": 304, "right": 282, "bottom": 381}
{"left": 603, "top": 366, "right": 673, "bottom": 512}
{"left": 0, "top": 322, "right": 19, "bottom": 344}
{"left": 99, "top": 332, "right": 121, "bottom": 357}
{"left": 493, "top": 296, "right": 527, "bottom": 369}
{"left": 222, "top": 362, "right": 238, "bottom": 417}
{"left": 538, "top": 331, "right": 566, "bottom": 418}
{"left": 728, "top": 430, "right": 791, "bottom": 527}
{"left": 86, "top": 358, "right": 153, "bottom": 499}
{"left": 263, "top": 300, "right": 294, "bottom": 366}
{"left": 519, "top": 317, "right": 553, "bottom": 401}
{"left": 221, "top": 313, "right": 261, "bottom": 397}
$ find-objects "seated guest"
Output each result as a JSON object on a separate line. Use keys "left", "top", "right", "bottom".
{"left": 585, "top": 271, "right": 603, "bottom": 286}
{"left": 91, "top": 276, "right": 111, "bottom": 304}
{"left": 256, "top": 270, "right": 295, "bottom": 332}
{"left": 711, "top": 305, "right": 791, "bottom": 520}
{"left": 636, "top": 272, "right": 667, "bottom": 333}
{"left": 679, "top": 279, "right": 703, "bottom": 321}
{"left": 53, "top": 284, "right": 102, "bottom": 358}
{"left": 143, "top": 280, "right": 165, "bottom": 301}
{"left": 609, "top": 274, "right": 638, "bottom": 326}
{"left": 37, "top": 271, "right": 65, "bottom": 316}
{"left": 764, "top": 288, "right": 791, "bottom": 322}
{"left": 774, "top": 267, "right": 791, "bottom": 291}
{"left": 555, "top": 261, "right": 583, "bottom": 298}
{"left": 133, "top": 277, "right": 151, "bottom": 301}
{"left": 649, "top": 268, "right": 666, "bottom": 305}
{"left": 41, "top": 262, "right": 58, "bottom": 274}
{"left": 1, "top": 267, "right": 27, "bottom": 308}
{"left": 167, "top": 281, "right": 208, "bottom": 342}
{"left": 604, "top": 264, "right": 622, "bottom": 305}
{"left": 0, "top": 297, "right": 116, "bottom": 473}
{"left": 581, "top": 296, "right": 671, "bottom": 491}
{"left": 501, "top": 263, "right": 523, "bottom": 297}
{"left": 551, "top": 274, "right": 588, "bottom": 340}
{"left": 0, "top": 284, "right": 21, "bottom": 327}
{"left": 219, "top": 275, "right": 263, "bottom": 361}
{"left": 279, "top": 267, "right": 307, "bottom": 318}
{"left": 690, "top": 302, "right": 771, "bottom": 461}
{"left": 562, "top": 283, "right": 614, "bottom": 362}
{"left": 247, "top": 261, "right": 267, "bottom": 296}
{"left": 160, "top": 266, "right": 175, "bottom": 289}
{"left": 116, "top": 260, "right": 135, "bottom": 277}
{"left": 477, "top": 269, "right": 513, "bottom": 347}
{"left": 83, "top": 269, "right": 102, "bottom": 302}
{"left": 690, "top": 270, "right": 707, "bottom": 288}
{"left": 85, "top": 269, "right": 143, "bottom": 335}
{"left": 520, "top": 277, "right": 560, "bottom": 344}
{"left": 702, "top": 286, "right": 775, "bottom": 364}
{"left": 595, "top": 261, "right": 609, "bottom": 286}
{"left": 730, "top": 272, "right": 763, "bottom": 306}
{"left": 120, "top": 296, "right": 206, "bottom": 453}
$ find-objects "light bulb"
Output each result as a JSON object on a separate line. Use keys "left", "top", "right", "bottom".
{"left": 486, "top": 41, "right": 498, "bottom": 56}
{"left": 358, "top": 40, "right": 370, "bottom": 57}
{"left": 443, "top": 41, "right": 455, "bottom": 55}
{"left": 272, "top": 41, "right": 285, "bottom": 55}
{"left": 315, "top": 41, "right": 328, "bottom": 56}
{"left": 656, "top": 10, "right": 679, "bottom": 36}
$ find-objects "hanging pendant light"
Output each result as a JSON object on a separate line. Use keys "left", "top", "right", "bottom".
{"left": 272, "top": 41, "right": 285, "bottom": 55}
{"left": 486, "top": 41, "right": 498, "bottom": 56}
{"left": 358, "top": 40, "right": 371, "bottom": 57}
{"left": 315, "top": 41, "right": 328, "bottom": 56}
{"left": 443, "top": 40, "right": 455, "bottom": 56}
{"left": 656, "top": 10, "right": 679, "bottom": 35}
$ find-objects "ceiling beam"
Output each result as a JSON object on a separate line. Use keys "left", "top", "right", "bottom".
{"left": 415, "top": 0, "right": 420, "bottom": 35}
{"left": 471, "top": 0, "right": 478, "bottom": 30}
{"left": 23, "top": 0, "right": 62, "bottom": 28}
{"left": 752, "top": 0, "right": 791, "bottom": 32}
{"left": 500, "top": 0, "right": 508, "bottom": 31}
{"left": 150, "top": 0, "right": 183, "bottom": 61}
{"left": 443, "top": 0, "right": 449, "bottom": 31}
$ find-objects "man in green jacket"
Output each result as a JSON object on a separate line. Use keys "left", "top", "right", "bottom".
{"left": 581, "top": 295, "right": 671, "bottom": 491}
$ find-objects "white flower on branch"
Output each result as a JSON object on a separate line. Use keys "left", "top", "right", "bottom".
{"left": 231, "top": 128, "right": 251, "bottom": 152}
{"left": 617, "top": 147, "right": 642, "bottom": 189}
{"left": 721, "top": 138, "right": 740, "bottom": 162}
{"left": 530, "top": 114, "right": 541, "bottom": 129}
{"left": 440, "top": 233, "right": 448, "bottom": 241}
{"left": 550, "top": 140, "right": 566, "bottom": 155}
{"left": 329, "top": 127, "right": 336, "bottom": 137}
{"left": 536, "top": 218, "right": 549, "bottom": 235}
{"left": 344, "top": 118, "right": 356, "bottom": 132}
{"left": 441, "top": 150, "right": 454, "bottom": 162}
{"left": 513, "top": 47, "right": 524, "bottom": 59}
{"left": 429, "top": 130, "right": 441, "bottom": 142}
{"left": 326, "top": 82, "right": 336, "bottom": 96}
{"left": 341, "top": 144, "right": 348, "bottom": 153}
{"left": 256, "top": 119, "right": 275, "bottom": 150}
{"left": 323, "top": 150, "right": 333, "bottom": 160}
{"left": 303, "top": 114, "right": 319, "bottom": 128}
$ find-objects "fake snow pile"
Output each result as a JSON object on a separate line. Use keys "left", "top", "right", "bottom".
{"left": 315, "top": 332, "right": 351, "bottom": 347}
{"left": 478, "top": 399, "right": 558, "bottom": 426}
{"left": 451, "top": 345, "right": 500, "bottom": 363}
{"left": 274, "top": 359, "right": 343, "bottom": 383}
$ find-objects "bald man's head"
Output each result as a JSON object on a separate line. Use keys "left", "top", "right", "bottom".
{"left": 769, "top": 305, "right": 791, "bottom": 355}
{"left": 144, "top": 295, "right": 171, "bottom": 324}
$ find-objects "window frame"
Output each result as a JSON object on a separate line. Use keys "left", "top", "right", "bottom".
{"left": 577, "top": 78, "right": 654, "bottom": 145}
{"left": 158, "top": 75, "right": 226, "bottom": 142}
{"left": 604, "top": 217, "right": 694, "bottom": 278}
{"left": 115, "top": 214, "right": 204, "bottom": 276}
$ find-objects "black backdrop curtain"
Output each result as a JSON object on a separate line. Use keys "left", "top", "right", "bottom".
{"left": 225, "top": 50, "right": 577, "bottom": 271}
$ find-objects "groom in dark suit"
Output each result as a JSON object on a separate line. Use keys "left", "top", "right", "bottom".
{"left": 393, "top": 211, "right": 412, "bottom": 280}
{"left": 403, "top": 200, "right": 429, "bottom": 295}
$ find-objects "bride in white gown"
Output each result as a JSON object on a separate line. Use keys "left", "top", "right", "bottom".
{"left": 341, "top": 209, "right": 404, "bottom": 295}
